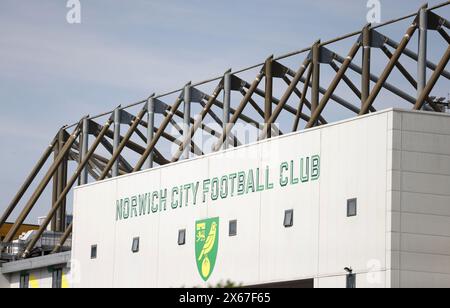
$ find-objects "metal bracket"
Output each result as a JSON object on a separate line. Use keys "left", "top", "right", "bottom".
{"left": 225, "top": 75, "right": 249, "bottom": 92}
{"left": 319, "top": 47, "right": 336, "bottom": 64}
{"left": 414, "top": 11, "right": 447, "bottom": 31}
{"left": 190, "top": 87, "right": 207, "bottom": 103}
{"left": 272, "top": 60, "right": 290, "bottom": 78}
{"left": 261, "top": 60, "right": 289, "bottom": 78}
{"left": 149, "top": 98, "right": 169, "bottom": 114}
{"left": 119, "top": 109, "right": 135, "bottom": 125}
{"left": 229, "top": 75, "right": 246, "bottom": 91}
{"left": 85, "top": 120, "right": 104, "bottom": 135}
{"left": 357, "top": 29, "right": 386, "bottom": 48}
{"left": 428, "top": 11, "right": 447, "bottom": 31}
{"left": 306, "top": 46, "right": 336, "bottom": 64}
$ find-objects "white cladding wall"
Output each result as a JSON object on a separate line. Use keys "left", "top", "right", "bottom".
{"left": 389, "top": 112, "right": 450, "bottom": 288}
{"left": 71, "top": 109, "right": 450, "bottom": 288}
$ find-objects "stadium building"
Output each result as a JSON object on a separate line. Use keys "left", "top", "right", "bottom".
{"left": 1, "top": 3, "right": 450, "bottom": 288}
{"left": 70, "top": 109, "right": 450, "bottom": 288}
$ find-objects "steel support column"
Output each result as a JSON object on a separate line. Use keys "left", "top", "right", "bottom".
{"left": 265, "top": 56, "right": 273, "bottom": 139}
{"left": 311, "top": 41, "right": 321, "bottom": 117}
{"left": 112, "top": 108, "right": 121, "bottom": 177}
{"left": 80, "top": 118, "right": 89, "bottom": 185}
{"left": 146, "top": 95, "right": 156, "bottom": 169}
{"left": 183, "top": 83, "right": 192, "bottom": 159}
{"left": 362, "top": 25, "right": 371, "bottom": 106}
{"left": 223, "top": 71, "right": 231, "bottom": 150}
{"left": 418, "top": 5, "right": 428, "bottom": 108}
{"left": 51, "top": 129, "right": 68, "bottom": 232}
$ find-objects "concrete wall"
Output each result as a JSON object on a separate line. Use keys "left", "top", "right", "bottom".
{"left": 0, "top": 272, "right": 9, "bottom": 288}
{"left": 389, "top": 111, "right": 450, "bottom": 288}
{"left": 72, "top": 109, "right": 407, "bottom": 288}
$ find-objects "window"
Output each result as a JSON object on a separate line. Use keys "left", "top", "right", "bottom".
{"left": 52, "top": 269, "right": 63, "bottom": 289}
{"left": 284, "top": 210, "right": 294, "bottom": 228}
{"left": 229, "top": 220, "right": 237, "bottom": 237}
{"left": 132, "top": 237, "right": 140, "bottom": 253}
{"left": 178, "top": 229, "right": 186, "bottom": 246}
{"left": 346, "top": 274, "right": 356, "bottom": 289}
{"left": 347, "top": 198, "right": 357, "bottom": 217}
{"left": 20, "top": 273, "right": 29, "bottom": 289}
{"left": 91, "top": 245, "right": 97, "bottom": 259}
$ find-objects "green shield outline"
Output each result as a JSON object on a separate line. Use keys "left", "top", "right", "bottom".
{"left": 195, "top": 217, "right": 219, "bottom": 282}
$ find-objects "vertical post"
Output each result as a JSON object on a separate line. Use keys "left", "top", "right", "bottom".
{"left": 223, "top": 72, "right": 231, "bottom": 150}
{"left": 146, "top": 97, "right": 155, "bottom": 169}
{"left": 54, "top": 129, "right": 67, "bottom": 232}
{"left": 58, "top": 153, "right": 67, "bottom": 231}
{"left": 51, "top": 132, "right": 61, "bottom": 232}
{"left": 265, "top": 56, "right": 273, "bottom": 139}
{"left": 311, "top": 41, "right": 321, "bottom": 122}
{"left": 112, "top": 108, "right": 121, "bottom": 177}
{"left": 80, "top": 118, "right": 89, "bottom": 185}
{"left": 362, "top": 25, "right": 371, "bottom": 107}
{"left": 183, "top": 83, "right": 191, "bottom": 159}
{"left": 418, "top": 5, "right": 428, "bottom": 108}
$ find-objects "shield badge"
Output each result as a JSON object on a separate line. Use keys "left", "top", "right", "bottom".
{"left": 195, "top": 217, "right": 219, "bottom": 281}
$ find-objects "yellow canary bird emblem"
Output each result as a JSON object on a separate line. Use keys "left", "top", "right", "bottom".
{"left": 195, "top": 218, "right": 219, "bottom": 281}
{"left": 198, "top": 222, "right": 217, "bottom": 261}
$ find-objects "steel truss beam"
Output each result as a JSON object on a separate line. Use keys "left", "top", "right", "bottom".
{"left": 3, "top": 2, "right": 450, "bottom": 259}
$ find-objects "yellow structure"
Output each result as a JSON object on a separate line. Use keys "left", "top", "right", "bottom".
{"left": 0, "top": 223, "right": 39, "bottom": 241}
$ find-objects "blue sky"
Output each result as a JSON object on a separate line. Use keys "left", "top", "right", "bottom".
{"left": 1, "top": 0, "right": 449, "bottom": 224}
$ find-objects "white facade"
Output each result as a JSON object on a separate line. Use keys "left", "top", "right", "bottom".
{"left": 70, "top": 109, "right": 450, "bottom": 288}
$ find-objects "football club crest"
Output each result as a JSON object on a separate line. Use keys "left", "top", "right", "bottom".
{"left": 195, "top": 218, "right": 219, "bottom": 281}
